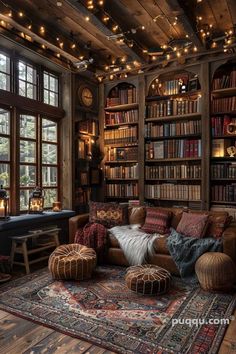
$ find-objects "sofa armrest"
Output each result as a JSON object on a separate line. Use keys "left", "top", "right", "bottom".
{"left": 222, "top": 223, "right": 236, "bottom": 264}
{"left": 69, "top": 214, "right": 89, "bottom": 243}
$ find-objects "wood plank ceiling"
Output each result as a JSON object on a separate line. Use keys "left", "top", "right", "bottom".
{"left": 0, "top": 0, "right": 235, "bottom": 78}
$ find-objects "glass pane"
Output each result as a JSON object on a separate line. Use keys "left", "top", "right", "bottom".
{"left": 20, "top": 115, "right": 36, "bottom": 138}
{"left": 0, "top": 54, "right": 7, "bottom": 72}
{"left": 42, "top": 119, "right": 57, "bottom": 142}
{"left": 42, "top": 166, "right": 57, "bottom": 186}
{"left": 44, "top": 72, "right": 49, "bottom": 89}
{"left": 44, "top": 91, "right": 49, "bottom": 104}
{"left": 20, "top": 165, "right": 36, "bottom": 187}
{"left": 0, "top": 137, "right": 10, "bottom": 161}
{"left": 18, "top": 61, "right": 26, "bottom": 80}
{"left": 20, "top": 140, "right": 36, "bottom": 163}
{"left": 44, "top": 188, "right": 57, "bottom": 208}
{"left": 20, "top": 189, "right": 30, "bottom": 211}
{"left": 0, "top": 109, "right": 10, "bottom": 135}
{"left": 49, "top": 76, "right": 57, "bottom": 91}
{"left": 26, "top": 83, "right": 33, "bottom": 99}
{"left": 19, "top": 80, "right": 26, "bottom": 97}
{"left": 0, "top": 72, "right": 6, "bottom": 90}
{"left": 0, "top": 164, "right": 10, "bottom": 187}
{"left": 27, "top": 65, "right": 34, "bottom": 83}
{"left": 42, "top": 143, "right": 57, "bottom": 164}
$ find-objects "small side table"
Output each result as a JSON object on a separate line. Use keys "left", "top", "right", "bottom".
{"left": 10, "top": 228, "right": 61, "bottom": 274}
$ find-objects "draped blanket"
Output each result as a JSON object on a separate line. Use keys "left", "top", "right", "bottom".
{"left": 74, "top": 223, "right": 107, "bottom": 254}
{"left": 109, "top": 224, "right": 161, "bottom": 265}
{"left": 167, "top": 228, "right": 222, "bottom": 282}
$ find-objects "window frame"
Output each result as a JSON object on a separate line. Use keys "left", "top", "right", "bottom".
{"left": 16, "top": 58, "right": 38, "bottom": 100}
{"left": 0, "top": 50, "right": 11, "bottom": 92}
{"left": 43, "top": 70, "right": 60, "bottom": 107}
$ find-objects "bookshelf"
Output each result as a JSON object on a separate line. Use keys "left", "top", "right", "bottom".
{"left": 103, "top": 82, "right": 139, "bottom": 201}
{"left": 144, "top": 70, "right": 203, "bottom": 208}
{"left": 210, "top": 61, "right": 236, "bottom": 206}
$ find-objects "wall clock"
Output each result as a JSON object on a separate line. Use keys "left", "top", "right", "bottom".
{"left": 78, "top": 86, "right": 94, "bottom": 108}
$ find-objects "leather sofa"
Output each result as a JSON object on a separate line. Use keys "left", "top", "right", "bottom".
{"left": 69, "top": 206, "right": 236, "bottom": 275}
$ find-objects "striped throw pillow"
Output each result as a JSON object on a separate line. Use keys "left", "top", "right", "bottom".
{"left": 141, "top": 208, "right": 172, "bottom": 234}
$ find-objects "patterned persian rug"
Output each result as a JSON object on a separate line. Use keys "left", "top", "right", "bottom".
{"left": 0, "top": 266, "right": 235, "bottom": 354}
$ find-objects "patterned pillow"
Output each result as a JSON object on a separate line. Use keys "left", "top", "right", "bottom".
{"left": 89, "top": 201, "right": 128, "bottom": 228}
{"left": 177, "top": 212, "right": 208, "bottom": 238}
{"left": 207, "top": 215, "right": 233, "bottom": 238}
{"left": 141, "top": 208, "right": 172, "bottom": 234}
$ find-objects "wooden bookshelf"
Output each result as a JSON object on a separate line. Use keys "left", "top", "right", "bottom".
{"left": 210, "top": 61, "right": 236, "bottom": 206}
{"left": 103, "top": 82, "right": 139, "bottom": 200}
{"left": 146, "top": 157, "right": 201, "bottom": 162}
{"left": 145, "top": 112, "right": 201, "bottom": 123}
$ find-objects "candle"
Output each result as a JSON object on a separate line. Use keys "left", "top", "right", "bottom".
{"left": 52, "top": 201, "right": 61, "bottom": 212}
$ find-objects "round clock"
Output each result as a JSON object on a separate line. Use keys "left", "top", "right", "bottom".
{"left": 79, "top": 86, "right": 94, "bottom": 107}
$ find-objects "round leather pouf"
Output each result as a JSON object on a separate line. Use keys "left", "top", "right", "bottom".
{"left": 48, "top": 244, "right": 97, "bottom": 280}
{"left": 125, "top": 264, "right": 171, "bottom": 295}
{"left": 195, "top": 252, "right": 236, "bottom": 292}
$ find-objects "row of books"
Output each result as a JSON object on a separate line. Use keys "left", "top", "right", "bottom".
{"left": 145, "top": 184, "right": 201, "bottom": 200}
{"left": 146, "top": 98, "right": 201, "bottom": 118}
{"left": 106, "top": 87, "right": 136, "bottom": 106}
{"left": 211, "top": 139, "right": 232, "bottom": 157}
{"left": 211, "top": 116, "right": 236, "bottom": 136}
{"left": 106, "top": 147, "right": 138, "bottom": 161}
{"left": 146, "top": 139, "right": 202, "bottom": 159}
{"left": 78, "top": 120, "right": 98, "bottom": 136}
{"left": 145, "top": 164, "right": 201, "bottom": 179}
{"left": 104, "top": 126, "right": 138, "bottom": 145}
{"left": 158, "top": 79, "right": 184, "bottom": 95}
{"left": 211, "top": 163, "right": 236, "bottom": 178}
{"left": 212, "top": 97, "right": 236, "bottom": 113}
{"left": 105, "top": 165, "right": 138, "bottom": 179}
{"left": 211, "top": 184, "right": 236, "bottom": 202}
{"left": 74, "top": 187, "right": 91, "bottom": 205}
{"left": 212, "top": 70, "right": 236, "bottom": 90}
{"left": 106, "top": 183, "right": 138, "bottom": 197}
{"left": 145, "top": 120, "right": 201, "bottom": 138}
{"left": 105, "top": 110, "right": 138, "bottom": 125}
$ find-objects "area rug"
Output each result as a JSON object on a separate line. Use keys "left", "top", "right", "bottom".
{"left": 0, "top": 266, "right": 235, "bottom": 354}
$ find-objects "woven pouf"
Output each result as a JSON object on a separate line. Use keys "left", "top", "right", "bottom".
{"left": 48, "top": 244, "right": 97, "bottom": 280}
{"left": 125, "top": 264, "right": 171, "bottom": 295}
{"left": 195, "top": 252, "right": 236, "bottom": 292}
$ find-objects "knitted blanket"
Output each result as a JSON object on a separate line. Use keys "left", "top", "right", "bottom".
{"left": 109, "top": 224, "right": 161, "bottom": 265}
{"left": 167, "top": 228, "right": 222, "bottom": 282}
{"left": 74, "top": 223, "right": 107, "bottom": 254}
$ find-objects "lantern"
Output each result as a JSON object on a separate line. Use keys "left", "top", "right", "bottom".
{"left": 28, "top": 187, "right": 44, "bottom": 214}
{"left": 0, "top": 185, "right": 10, "bottom": 220}
{"left": 52, "top": 201, "right": 62, "bottom": 212}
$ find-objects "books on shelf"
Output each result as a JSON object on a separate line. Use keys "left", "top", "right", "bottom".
{"left": 212, "top": 68, "right": 236, "bottom": 90}
{"left": 211, "top": 139, "right": 231, "bottom": 157}
{"left": 78, "top": 120, "right": 98, "bottom": 136}
{"left": 106, "top": 146, "right": 138, "bottom": 161}
{"left": 146, "top": 139, "right": 201, "bottom": 159}
{"left": 146, "top": 97, "right": 201, "bottom": 118}
{"left": 106, "top": 86, "right": 136, "bottom": 106}
{"left": 211, "top": 184, "right": 236, "bottom": 202}
{"left": 104, "top": 126, "right": 138, "bottom": 145}
{"left": 105, "top": 110, "right": 138, "bottom": 125}
{"left": 146, "top": 164, "right": 201, "bottom": 179}
{"left": 211, "top": 163, "right": 236, "bottom": 178}
{"left": 106, "top": 183, "right": 138, "bottom": 197}
{"left": 145, "top": 120, "right": 201, "bottom": 138}
{"left": 212, "top": 97, "right": 236, "bottom": 113}
{"left": 145, "top": 184, "right": 201, "bottom": 200}
{"left": 105, "top": 165, "right": 138, "bottom": 179}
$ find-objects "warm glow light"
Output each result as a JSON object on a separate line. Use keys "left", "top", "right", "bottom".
{"left": 85, "top": 16, "right": 90, "bottom": 21}
{"left": 59, "top": 42, "right": 64, "bottom": 48}
{"left": 141, "top": 25, "right": 145, "bottom": 30}
{"left": 8, "top": 11, "right": 12, "bottom": 17}
{"left": 98, "top": 0, "right": 104, "bottom": 5}
{"left": 212, "top": 41, "right": 217, "bottom": 48}
{"left": 28, "top": 24, "right": 32, "bottom": 30}
{"left": 19, "top": 12, "right": 24, "bottom": 17}
{"left": 193, "top": 46, "right": 198, "bottom": 52}
{"left": 109, "top": 74, "right": 114, "bottom": 80}
{"left": 112, "top": 25, "right": 118, "bottom": 32}
{"left": 121, "top": 56, "right": 126, "bottom": 63}
{"left": 40, "top": 26, "right": 45, "bottom": 33}
{"left": 79, "top": 55, "right": 84, "bottom": 60}
{"left": 41, "top": 44, "right": 46, "bottom": 49}
{"left": 103, "top": 16, "right": 109, "bottom": 22}
{"left": 71, "top": 43, "right": 76, "bottom": 49}
{"left": 56, "top": 53, "right": 61, "bottom": 58}
{"left": 184, "top": 48, "right": 188, "bottom": 53}
{"left": 166, "top": 54, "right": 170, "bottom": 60}
{"left": 176, "top": 51, "right": 181, "bottom": 57}
{"left": 152, "top": 55, "right": 157, "bottom": 60}
{"left": 143, "top": 49, "right": 148, "bottom": 53}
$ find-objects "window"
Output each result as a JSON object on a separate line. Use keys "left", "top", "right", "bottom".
{"left": 0, "top": 109, "right": 10, "bottom": 192}
{"left": 0, "top": 53, "right": 10, "bottom": 91}
{"left": 18, "top": 61, "right": 37, "bottom": 99}
{"left": 19, "top": 115, "right": 59, "bottom": 211}
{"left": 43, "top": 71, "right": 59, "bottom": 107}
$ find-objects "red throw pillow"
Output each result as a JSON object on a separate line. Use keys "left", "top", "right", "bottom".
{"left": 177, "top": 212, "right": 209, "bottom": 238}
{"left": 89, "top": 201, "right": 128, "bottom": 228}
{"left": 207, "top": 215, "right": 233, "bottom": 239}
{"left": 141, "top": 208, "right": 172, "bottom": 234}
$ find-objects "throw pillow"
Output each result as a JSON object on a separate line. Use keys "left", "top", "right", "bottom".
{"left": 89, "top": 201, "right": 128, "bottom": 228}
{"left": 207, "top": 214, "right": 233, "bottom": 238}
{"left": 141, "top": 208, "right": 172, "bottom": 234}
{"left": 176, "top": 212, "right": 209, "bottom": 238}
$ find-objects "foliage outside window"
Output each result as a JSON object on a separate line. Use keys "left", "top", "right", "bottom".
{"left": 18, "top": 61, "right": 37, "bottom": 99}
{"left": 43, "top": 71, "right": 59, "bottom": 107}
{"left": 0, "top": 109, "right": 10, "bottom": 192}
{"left": 0, "top": 53, "right": 10, "bottom": 91}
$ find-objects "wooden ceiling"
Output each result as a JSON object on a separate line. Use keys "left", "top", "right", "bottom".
{"left": 0, "top": 0, "right": 235, "bottom": 76}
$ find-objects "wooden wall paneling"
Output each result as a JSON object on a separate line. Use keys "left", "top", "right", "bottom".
{"left": 60, "top": 72, "right": 73, "bottom": 209}
{"left": 138, "top": 74, "right": 145, "bottom": 205}
{"left": 200, "top": 61, "right": 210, "bottom": 210}
{"left": 207, "top": 0, "right": 233, "bottom": 32}
{"left": 226, "top": 0, "right": 236, "bottom": 24}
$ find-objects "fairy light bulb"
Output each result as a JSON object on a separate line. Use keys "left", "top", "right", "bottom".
{"left": 85, "top": 16, "right": 90, "bottom": 21}
{"left": 19, "top": 12, "right": 24, "bottom": 17}
{"left": 40, "top": 26, "right": 45, "bottom": 33}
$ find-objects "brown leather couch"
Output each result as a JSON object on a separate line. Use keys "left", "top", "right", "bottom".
{"left": 69, "top": 207, "right": 236, "bottom": 275}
